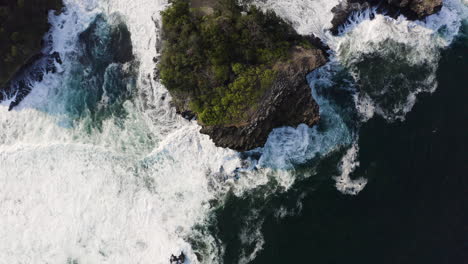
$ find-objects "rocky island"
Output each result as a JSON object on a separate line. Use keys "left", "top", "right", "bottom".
{"left": 0, "top": 0, "right": 63, "bottom": 102}
{"left": 159, "top": 0, "right": 328, "bottom": 151}
{"left": 0, "top": 0, "right": 444, "bottom": 151}
{"left": 159, "top": 0, "right": 443, "bottom": 151}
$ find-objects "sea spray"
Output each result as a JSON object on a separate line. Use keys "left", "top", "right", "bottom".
{"left": 253, "top": 0, "right": 468, "bottom": 194}
{"left": 0, "top": 0, "right": 242, "bottom": 263}
{"left": 224, "top": 2, "right": 467, "bottom": 260}
{"left": 0, "top": 0, "right": 467, "bottom": 263}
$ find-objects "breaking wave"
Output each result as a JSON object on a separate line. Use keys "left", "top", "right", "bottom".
{"left": 0, "top": 0, "right": 466, "bottom": 263}
{"left": 255, "top": 0, "right": 467, "bottom": 193}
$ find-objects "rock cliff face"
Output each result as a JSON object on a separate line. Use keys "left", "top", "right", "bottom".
{"left": 330, "top": 0, "right": 443, "bottom": 34}
{"left": 196, "top": 47, "right": 327, "bottom": 151}
{"left": 161, "top": 0, "right": 329, "bottom": 151}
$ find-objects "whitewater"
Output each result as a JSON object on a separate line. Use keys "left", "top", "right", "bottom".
{"left": 0, "top": 0, "right": 466, "bottom": 263}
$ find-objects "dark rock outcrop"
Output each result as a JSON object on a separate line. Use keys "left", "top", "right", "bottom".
{"left": 2, "top": 52, "right": 62, "bottom": 110}
{"left": 0, "top": 0, "right": 63, "bottom": 88}
{"left": 330, "top": 1, "right": 371, "bottom": 35}
{"left": 0, "top": 0, "right": 63, "bottom": 108}
{"left": 198, "top": 46, "right": 327, "bottom": 151}
{"left": 386, "top": 0, "right": 443, "bottom": 18}
{"left": 330, "top": 0, "right": 443, "bottom": 34}
{"left": 161, "top": 0, "right": 330, "bottom": 151}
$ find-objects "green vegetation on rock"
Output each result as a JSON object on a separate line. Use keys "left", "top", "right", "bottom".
{"left": 0, "top": 0, "right": 63, "bottom": 87}
{"left": 160, "top": 0, "right": 314, "bottom": 125}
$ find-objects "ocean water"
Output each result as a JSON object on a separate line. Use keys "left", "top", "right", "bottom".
{"left": 0, "top": 0, "right": 466, "bottom": 263}
{"left": 219, "top": 23, "right": 468, "bottom": 264}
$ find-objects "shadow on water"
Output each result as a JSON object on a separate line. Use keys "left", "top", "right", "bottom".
{"left": 209, "top": 25, "right": 468, "bottom": 264}
{"left": 1, "top": 12, "right": 138, "bottom": 132}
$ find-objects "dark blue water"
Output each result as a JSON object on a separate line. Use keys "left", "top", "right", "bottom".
{"left": 1, "top": 4, "right": 465, "bottom": 263}
{"left": 214, "top": 24, "right": 467, "bottom": 264}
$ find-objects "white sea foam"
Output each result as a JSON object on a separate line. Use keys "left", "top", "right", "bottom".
{"left": 253, "top": 0, "right": 467, "bottom": 195}
{"left": 1, "top": 0, "right": 323, "bottom": 262}
{"left": 353, "top": 92, "right": 375, "bottom": 122}
{"left": 258, "top": 69, "right": 355, "bottom": 171}
{"left": 253, "top": 0, "right": 339, "bottom": 39}
{"left": 0, "top": 0, "right": 244, "bottom": 263}
{"left": 334, "top": 143, "right": 368, "bottom": 195}
{"left": 1, "top": 0, "right": 467, "bottom": 263}
{"left": 254, "top": 0, "right": 467, "bottom": 122}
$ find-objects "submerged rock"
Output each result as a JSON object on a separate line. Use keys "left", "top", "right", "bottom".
{"left": 70, "top": 13, "right": 136, "bottom": 123}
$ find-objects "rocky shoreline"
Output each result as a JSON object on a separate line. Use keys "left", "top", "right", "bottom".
{"left": 162, "top": 0, "right": 443, "bottom": 152}
{"left": 199, "top": 47, "right": 327, "bottom": 151}
{"left": 0, "top": 0, "right": 444, "bottom": 152}
{"left": 1, "top": 52, "right": 62, "bottom": 110}
{"left": 0, "top": 0, "right": 63, "bottom": 109}
{"left": 330, "top": 0, "right": 443, "bottom": 34}
{"left": 159, "top": 0, "right": 329, "bottom": 151}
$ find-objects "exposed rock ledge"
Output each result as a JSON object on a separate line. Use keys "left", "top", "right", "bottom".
{"left": 198, "top": 47, "right": 327, "bottom": 151}
{"left": 330, "top": 0, "right": 443, "bottom": 34}
{"left": 160, "top": 0, "right": 329, "bottom": 152}
{"left": 169, "top": 46, "right": 327, "bottom": 152}
{"left": 0, "top": 0, "right": 64, "bottom": 108}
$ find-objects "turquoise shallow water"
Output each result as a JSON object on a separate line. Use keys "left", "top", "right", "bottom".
{"left": 0, "top": 1, "right": 466, "bottom": 263}
{"left": 214, "top": 25, "right": 468, "bottom": 264}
